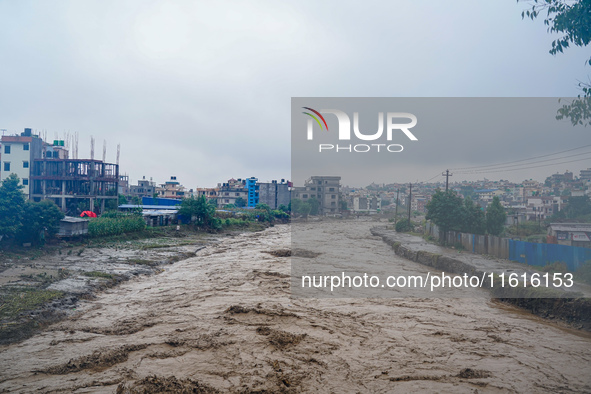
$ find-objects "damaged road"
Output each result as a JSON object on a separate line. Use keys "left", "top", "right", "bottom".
{"left": 0, "top": 221, "right": 590, "bottom": 393}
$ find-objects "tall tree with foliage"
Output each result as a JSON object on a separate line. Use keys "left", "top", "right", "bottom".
{"left": 0, "top": 174, "right": 26, "bottom": 239}
{"left": 425, "top": 190, "right": 465, "bottom": 235}
{"left": 18, "top": 200, "right": 64, "bottom": 244}
{"left": 291, "top": 198, "right": 311, "bottom": 218}
{"left": 486, "top": 196, "right": 507, "bottom": 236}
{"left": 520, "top": 0, "right": 591, "bottom": 125}
{"left": 460, "top": 197, "right": 486, "bottom": 235}
{"left": 235, "top": 197, "right": 246, "bottom": 208}
{"left": 552, "top": 195, "right": 591, "bottom": 220}
{"left": 307, "top": 197, "right": 320, "bottom": 216}
{"left": 178, "top": 196, "right": 220, "bottom": 229}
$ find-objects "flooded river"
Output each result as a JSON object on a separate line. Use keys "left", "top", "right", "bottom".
{"left": 0, "top": 221, "right": 590, "bottom": 393}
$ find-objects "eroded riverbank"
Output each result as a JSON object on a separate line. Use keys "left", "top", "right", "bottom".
{"left": 1, "top": 221, "right": 590, "bottom": 393}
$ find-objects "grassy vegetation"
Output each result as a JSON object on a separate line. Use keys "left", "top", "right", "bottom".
{"left": 82, "top": 271, "right": 114, "bottom": 279}
{"left": 0, "top": 287, "right": 64, "bottom": 322}
{"left": 126, "top": 258, "right": 159, "bottom": 266}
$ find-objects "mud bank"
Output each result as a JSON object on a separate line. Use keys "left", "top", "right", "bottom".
{"left": 0, "top": 231, "right": 218, "bottom": 345}
{"left": 371, "top": 227, "right": 591, "bottom": 331}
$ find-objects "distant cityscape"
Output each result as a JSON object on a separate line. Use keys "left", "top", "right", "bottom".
{"left": 2, "top": 128, "right": 590, "bottom": 224}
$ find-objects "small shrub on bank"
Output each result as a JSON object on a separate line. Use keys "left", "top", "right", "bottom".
{"left": 395, "top": 218, "right": 413, "bottom": 232}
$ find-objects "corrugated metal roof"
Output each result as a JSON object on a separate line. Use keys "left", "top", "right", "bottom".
{"left": 61, "top": 216, "right": 89, "bottom": 223}
{"left": 550, "top": 223, "right": 591, "bottom": 232}
{"left": 119, "top": 204, "right": 179, "bottom": 210}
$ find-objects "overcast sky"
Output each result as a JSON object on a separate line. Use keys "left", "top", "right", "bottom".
{"left": 0, "top": 0, "right": 589, "bottom": 188}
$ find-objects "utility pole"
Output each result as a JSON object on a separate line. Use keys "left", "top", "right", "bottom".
{"left": 442, "top": 169, "right": 453, "bottom": 192}
{"left": 394, "top": 188, "right": 399, "bottom": 226}
{"left": 408, "top": 183, "right": 412, "bottom": 222}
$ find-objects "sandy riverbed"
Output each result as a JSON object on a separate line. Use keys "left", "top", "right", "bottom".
{"left": 1, "top": 222, "right": 590, "bottom": 393}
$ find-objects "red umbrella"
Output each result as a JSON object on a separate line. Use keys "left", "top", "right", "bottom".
{"left": 80, "top": 211, "right": 97, "bottom": 218}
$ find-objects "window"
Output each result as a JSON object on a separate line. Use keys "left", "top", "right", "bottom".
{"left": 329, "top": 188, "right": 335, "bottom": 192}
{"left": 23, "top": 143, "right": 29, "bottom": 151}
{"left": 22, "top": 178, "right": 28, "bottom": 185}
{"left": 23, "top": 161, "right": 29, "bottom": 168}
{"left": 331, "top": 202, "right": 336, "bottom": 206}
{"left": 3, "top": 162, "right": 9, "bottom": 171}
{"left": 235, "top": 193, "right": 240, "bottom": 196}
{"left": 4, "top": 146, "right": 10, "bottom": 154}
{"left": 331, "top": 195, "right": 336, "bottom": 199}
{"left": 303, "top": 194, "right": 308, "bottom": 198}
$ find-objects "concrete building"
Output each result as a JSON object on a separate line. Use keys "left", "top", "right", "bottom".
{"left": 194, "top": 187, "right": 218, "bottom": 203}
{"left": 246, "top": 177, "right": 259, "bottom": 207}
{"left": 525, "top": 196, "right": 564, "bottom": 221}
{"left": 580, "top": 168, "right": 591, "bottom": 182}
{"left": 30, "top": 158, "right": 119, "bottom": 214}
{"left": 0, "top": 128, "right": 44, "bottom": 197}
{"left": 258, "top": 179, "right": 290, "bottom": 209}
{"left": 118, "top": 175, "right": 130, "bottom": 195}
{"left": 130, "top": 176, "right": 157, "bottom": 200}
{"left": 292, "top": 176, "right": 341, "bottom": 215}
{"left": 351, "top": 196, "right": 381, "bottom": 214}
{"left": 157, "top": 176, "right": 185, "bottom": 199}
{"left": 217, "top": 179, "right": 248, "bottom": 206}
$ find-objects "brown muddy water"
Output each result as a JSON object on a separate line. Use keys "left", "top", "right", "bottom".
{"left": 0, "top": 221, "right": 590, "bottom": 393}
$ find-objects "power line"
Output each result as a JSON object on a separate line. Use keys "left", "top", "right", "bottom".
{"left": 454, "top": 151, "right": 591, "bottom": 174}
{"left": 449, "top": 143, "right": 591, "bottom": 171}
{"left": 454, "top": 155, "right": 591, "bottom": 175}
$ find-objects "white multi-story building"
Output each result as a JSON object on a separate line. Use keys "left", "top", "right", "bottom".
{"left": 0, "top": 128, "right": 44, "bottom": 197}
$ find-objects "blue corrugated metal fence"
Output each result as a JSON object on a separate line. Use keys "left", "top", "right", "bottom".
{"left": 508, "top": 240, "right": 591, "bottom": 271}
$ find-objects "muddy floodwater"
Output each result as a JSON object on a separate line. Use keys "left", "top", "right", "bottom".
{"left": 1, "top": 221, "right": 590, "bottom": 393}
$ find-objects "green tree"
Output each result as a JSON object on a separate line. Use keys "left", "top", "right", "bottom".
{"left": 118, "top": 194, "right": 128, "bottom": 205}
{"left": 395, "top": 218, "right": 413, "bottom": 232}
{"left": 307, "top": 197, "right": 320, "bottom": 216}
{"left": 521, "top": 0, "right": 591, "bottom": 63}
{"left": 425, "top": 190, "right": 464, "bottom": 235}
{"left": 18, "top": 200, "right": 64, "bottom": 244}
{"left": 552, "top": 195, "right": 591, "bottom": 220}
{"left": 178, "top": 196, "right": 220, "bottom": 229}
{"left": 0, "top": 174, "right": 26, "bottom": 239}
{"left": 235, "top": 197, "right": 246, "bottom": 208}
{"left": 291, "top": 199, "right": 311, "bottom": 218}
{"left": 520, "top": 0, "right": 591, "bottom": 125}
{"left": 278, "top": 204, "right": 289, "bottom": 212}
{"left": 131, "top": 196, "right": 142, "bottom": 205}
{"left": 255, "top": 203, "right": 271, "bottom": 211}
{"left": 461, "top": 197, "right": 486, "bottom": 235}
{"left": 486, "top": 196, "right": 507, "bottom": 236}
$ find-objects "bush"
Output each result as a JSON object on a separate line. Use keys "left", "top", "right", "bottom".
{"left": 395, "top": 218, "right": 413, "bottom": 232}
{"left": 88, "top": 216, "right": 146, "bottom": 237}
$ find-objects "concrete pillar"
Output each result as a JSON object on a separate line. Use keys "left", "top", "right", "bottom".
{"left": 61, "top": 181, "right": 66, "bottom": 211}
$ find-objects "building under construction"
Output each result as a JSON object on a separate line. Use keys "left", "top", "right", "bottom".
{"left": 30, "top": 158, "right": 119, "bottom": 214}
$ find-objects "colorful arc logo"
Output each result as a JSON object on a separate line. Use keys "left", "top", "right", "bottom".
{"left": 302, "top": 107, "right": 329, "bottom": 131}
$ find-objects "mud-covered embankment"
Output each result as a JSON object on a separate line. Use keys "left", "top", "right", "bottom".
{"left": 371, "top": 227, "right": 591, "bottom": 331}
